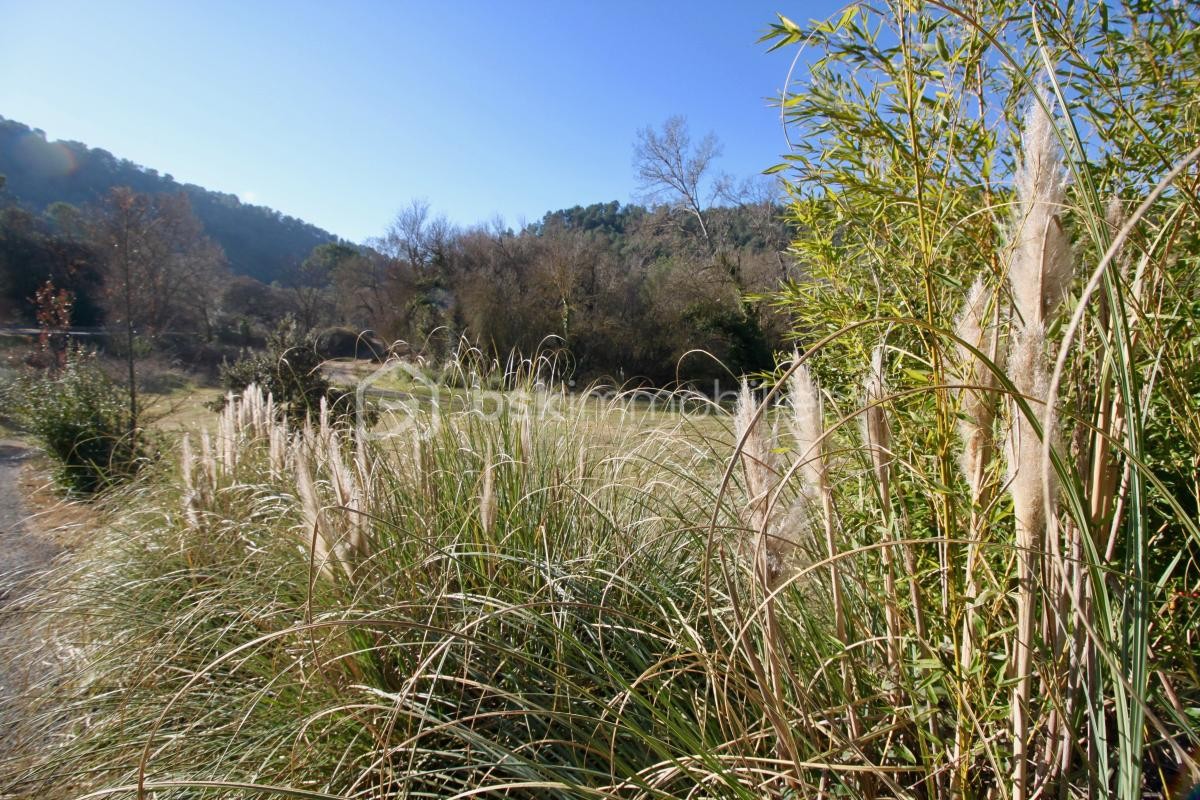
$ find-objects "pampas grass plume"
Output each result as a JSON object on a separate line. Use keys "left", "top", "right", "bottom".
{"left": 788, "top": 360, "right": 826, "bottom": 494}
{"left": 862, "top": 346, "right": 892, "bottom": 486}
{"left": 956, "top": 278, "right": 1000, "bottom": 491}
{"left": 1009, "top": 90, "right": 1073, "bottom": 328}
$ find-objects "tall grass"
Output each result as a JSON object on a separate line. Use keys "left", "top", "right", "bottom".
{"left": 6, "top": 169, "right": 1200, "bottom": 799}
{"left": 5, "top": 249, "right": 1193, "bottom": 799}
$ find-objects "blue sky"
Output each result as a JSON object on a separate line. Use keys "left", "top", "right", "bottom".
{"left": 0, "top": 1, "right": 841, "bottom": 243}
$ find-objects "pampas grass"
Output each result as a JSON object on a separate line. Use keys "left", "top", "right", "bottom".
{"left": 1003, "top": 89, "right": 1074, "bottom": 800}
{"left": 862, "top": 346, "right": 903, "bottom": 672}
{"left": 788, "top": 363, "right": 845, "bottom": 642}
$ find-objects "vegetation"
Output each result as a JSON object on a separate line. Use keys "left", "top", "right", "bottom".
{"left": 3, "top": 349, "right": 148, "bottom": 492}
{"left": 1, "top": 2, "right": 1199, "bottom": 799}
{"left": 2, "top": 114, "right": 793, "bottom": 385}
{"left": 0, "top": 116, "right": 338, "bottom": 284}
{"left": 217, "top": 318, "right": 355, "bottom": 422}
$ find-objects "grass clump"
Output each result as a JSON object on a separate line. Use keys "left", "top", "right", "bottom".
{"left": 4, "top": 376, "right": 778, "bottom": 798}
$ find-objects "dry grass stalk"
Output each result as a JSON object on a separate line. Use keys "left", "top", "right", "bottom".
{"left": 1004, "top": 88, "right": 1074, "bottom": 800}
{"left": 318, "top": 395, "right": 331, "bottom": 450}
{"left": 182, "top": 384, "right": 378, "bottom": 580}
{"left": 951, "top": 278, "right": 1001, "bottom": 786}
{"left": 787, "top": 362, "right": 864, "bottom": 748}
{"left": 1050, "top": 196, "right": 1130, "bottom": 779}
{"left": 268, "top": 417, "right": 289, "bottom": 480}
{"left": 732, "top": 380, "right": 813, "bottom": 790}
{"left": 354, "top": 427, "right": 372, "bottom": 496}
{"left": 789, "top": 364, "right": 847, "bottom": 645}
{"left": 956, "top": 278, "right": 1002, "bottom": 498}
{"left": 861, "top": 346, "right": 903, "bottom": 674}
{"left": 295, "top": 446, "right": 336, "bottom": 581}
{"left": 218, "top": 393, "right": 238, "bottom": 474}
{"left": 325, "top": 437, "right": 365, "bottom": 567}
{"left": 1088, "top": 197, "right": 1130, "bottom": 535}
{"left": 180, "top": 433, "right": 200, "bottom": 530}
{"left": 734, "top": 382, "right": 781, "bottom": 585}
{"left": 199, "top": 430, "right": 217, "bottom": 490}
{"left": 956, "top": 277, "right": 1003, "bottom": 615}
{"left": 479, "top": 446, "right": 496, "bottom": 536}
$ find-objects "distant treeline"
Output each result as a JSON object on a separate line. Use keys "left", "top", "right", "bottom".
{"left": 0, "top": 115, "right": 801, "bottom": 384}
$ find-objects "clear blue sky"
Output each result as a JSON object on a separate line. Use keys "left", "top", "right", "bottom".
{"left": 0, "top": 1, "right": 841, "bottom": 244}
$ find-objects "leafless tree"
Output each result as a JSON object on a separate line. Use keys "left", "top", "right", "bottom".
{"left": 633, "top": 115, "right": 723, "bottom": 249}
{"left": 383, "top": 197, "right": 457, "bottom": 269}
{"left": 92, "top": 187, "right": 228, "bottom": 436}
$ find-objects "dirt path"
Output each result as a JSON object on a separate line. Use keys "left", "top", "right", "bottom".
{"left": 0, "top": 443, "right": 58, "bottom": 605}
{"left": 0, "top": 441, "right": 61, "bottom": 764}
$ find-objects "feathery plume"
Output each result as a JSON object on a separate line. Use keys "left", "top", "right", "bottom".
{"left": 318, "top": 395, "right": 331, "bottom": 449}
{"left": 324, "top": 437, "right": 365, "bottom": 565}
{"left": 735, "top": 381, "right": 775, "bottom": 525}
{"left": 180, "top": 433, "right": 194, "bottom": 496}
{"left": 219, "top": 394, "right": 238, "bottom": 474}
{"left": 353, "top": 426, "right": 372, "bottom": 505}
{"left": 1005, "top": 88, "right": 1074, "bottom": 800}
{"left": 295, "top": 448, "right": 334, "bottom": 580}
{"left": 199, "top": 429, "right": 217, "bottom": 490}
{"left": 788, "top": 362, "right": 826, "bottom": 494}
{"left": 268, "top": 418, "right": 289, "bottom": 479}
{"left": 180, "top": 433, "right": 199, "bottom": 529}
{"left": 1008, "top": 89, "right": 1074, "bottom": 328}
{"left": 734, "top": 381, "right": 791, "bottom": 584}
{"left": 1006, "top": 324, "right": 1058, "bottom": 537}
{"left": 956, "top": 278, "right": 1001, "bottom": 492}
{"left": 519, "top": 406, "right": 534, "bottom": 462}
{"left": 788, "top": 361, "right": 847, "bottom": 642}
{"left": 479, "top": 447, "right": 496, "bottom": 536}
{"left": 861, "top": 346, "right": 892, "bottom": 486}
{"left": 235, "top": 386, "right": 248, "bottom": 431}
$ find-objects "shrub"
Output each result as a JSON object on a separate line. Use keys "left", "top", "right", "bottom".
{"left": 218, "top": 317, "right": 359, "bottom": 422}
{"left": 4, "top": 350, "right": 147, "bottom": 492}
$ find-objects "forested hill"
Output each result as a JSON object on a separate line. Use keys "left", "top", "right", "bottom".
{"left": 0, "top": 116, "right": 337, "bottom": 283}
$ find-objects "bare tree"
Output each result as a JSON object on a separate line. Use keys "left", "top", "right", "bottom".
{"left": 92, "top": 188, "right": 228, "bottom": 437}
{"left": 92, "top": 188, "right": 154, "bottom": 439}
{"left": 633, "top": 115, "right": 723, "bottom": 249}
{"left": 381, "top": 196, "right": 451, "bottom": 268}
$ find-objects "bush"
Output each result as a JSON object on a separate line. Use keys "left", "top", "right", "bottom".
{"left": 218, "top": 317, "right": 360, "bottom": 422}
{"left": 4, "top": 351, "right": 147, "bottom": 492}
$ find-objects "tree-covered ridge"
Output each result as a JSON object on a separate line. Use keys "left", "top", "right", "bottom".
{"left": 0, "top": 115, "right": 337, "bottom": 283}
{"left": 1, "top": 113, "right": 798, "bottom": 384}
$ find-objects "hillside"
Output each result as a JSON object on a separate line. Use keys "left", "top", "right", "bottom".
{"left": 0, "top": 116, "right": 337, "bottom": 283}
